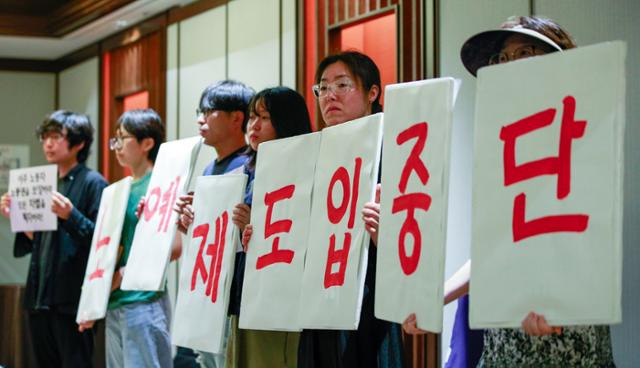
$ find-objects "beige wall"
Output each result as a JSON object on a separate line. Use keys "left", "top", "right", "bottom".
{"left": 166, "top": 0, "right": 297, "bottom": 140}
{"left": 58, "top": 57, "right": 100, "bottom": 171}
{"left": 0, "top": 71, "right": 55, "bottom": 284}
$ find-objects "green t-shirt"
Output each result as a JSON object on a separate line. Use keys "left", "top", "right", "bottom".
{"left": 108, "top": 172, "right": 163, "bottom": 309}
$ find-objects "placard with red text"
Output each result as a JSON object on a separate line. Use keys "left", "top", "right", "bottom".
{"left": 121, "top": 136, "right": 204, "bottom": 291}
{"left": 172, "top": 174, "right": 247, "bottom": 353}
{"left": 470, "top": 42, "right": 625, "bottom": 328}
{"left": 299, "top": 113, "right": 383, "bottom": 329}
{"left": 76, "top": 177, "right": 132, "bottom": 323}
{"left": 375, "top": 78, "right": 458, "bottom": 332}
{"left": 239, "top": 132, "right": 322, "bottom": 331}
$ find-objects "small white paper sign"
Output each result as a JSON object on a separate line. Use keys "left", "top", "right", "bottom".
{"left": 9, "top": 164, "right": 57, "bottom": 232}
{"left": 470, "top": 41, "right": 625, "bottom": 328}
{"left": 239, "top": 132, "right": 322, "bottom": 331}
{"left": 76, "top": 177, "right": 132, "bottom": 323}
{"left": 375, "top": 78, "right": 458, "bottom": 333}
{"left": 299, "top": 113, "right": 383, "bottom": 330}
{"left": 172, "top": 174, "right": 247, "bottom": 353}
{"left": 121, "top": 136, "right": 204, "bottom": 291}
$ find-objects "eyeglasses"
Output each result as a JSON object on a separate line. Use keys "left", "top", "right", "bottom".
{"left": 488, "top": 45, "right": 545, "bottom": 65}
{"left": 312, "top": 77, "right": 356, "bottom": 98}
{"left": 109, "top": 135, "right": 136, "bottom": 150}
{"left": 39, "top": 132, "right": 66, "bottom": 144}
{"left": 196, "top": 108, "right": 214, "bottom": 118}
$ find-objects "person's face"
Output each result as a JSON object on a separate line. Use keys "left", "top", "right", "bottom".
{"left": 490, "top": 34, "right": 555, "bottom": 65}
{"left": 247, "top": 100, "right": 277, "bottom": 151}
{"left": 113, "top": 126, "right": 149, "bottom": 169}
{"left": 40, "top": 128, "right": 82, "bottom": 165}
{"left": 197, "top": 109, "right": 237, "bottom": 147}
{"left": 317, "top": 61, "right": 378, "bottom": 127}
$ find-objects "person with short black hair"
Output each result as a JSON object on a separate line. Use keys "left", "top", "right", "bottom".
{"left": 173, "top": 79, "right": 255, "bottom": 368}
{"left": 76, "top": 108, "right": 176, "bottom": 367}
{"left": 1, "top": 109, "right": 108, "bottom": 368}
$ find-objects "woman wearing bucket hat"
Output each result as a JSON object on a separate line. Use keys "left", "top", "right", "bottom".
{"left": 403, "top": 16, "right": 615, "bottom": 367}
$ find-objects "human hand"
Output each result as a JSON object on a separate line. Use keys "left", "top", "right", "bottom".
{"left": 135, "top": 197, "right": 145, "bottom": 219}
{"left": 241, "top": 224, "right": 253, "bottom": 252}
{"left": 111, "top": 267, "right": 125, "bottom": 292}
{"left": 1, "top": 192, "right": 10, "bottom": 219}
{"left": 173, "top": 193, "right": 194, "bottom": 234}
{"left": 77, "top": 319, "right": 96, "bottom": 332}
{"left": 402, "top": 313, "right": 427, "bottom": 335}
{"left": 362, "top": 184, "right": 381, "bottom": 246}
{"left": 232, "top": 203, "right": 251, "bottom": 232}
{"left": 521, "top": 311, "right": 562, "bottom": 336}
{"left": 51, "top": 191, "right": 73, "bottom": 220}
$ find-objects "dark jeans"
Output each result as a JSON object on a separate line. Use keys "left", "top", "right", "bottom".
{"left": 28, "top": 310, "right": 94, "bottom": 368}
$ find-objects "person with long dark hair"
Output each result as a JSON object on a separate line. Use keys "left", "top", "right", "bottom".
{"left": 228, "top": 86, "right": 312, "bottom": 367}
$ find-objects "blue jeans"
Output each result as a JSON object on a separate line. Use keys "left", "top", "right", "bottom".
{"left": 106, "top": 294, "right": 172, "bottom": 368}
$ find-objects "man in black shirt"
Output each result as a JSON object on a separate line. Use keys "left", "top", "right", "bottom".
{"left": 1, "top": 110, "right": 108, "bottom": 367}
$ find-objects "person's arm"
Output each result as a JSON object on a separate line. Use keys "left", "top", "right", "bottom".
{"left": 170, "top": 231, "right": 182, "bottom": 261}
{"left": 403, "top": 260, "right": 471, "bottom": 335}
{"left": 444, "top": 259, "right": 470, "bottom": 305}
{"left": 59, "top": 175, "right": 108, "bottom": 245}
{"left": 362, "top": 184, "right": 381, "bottom": 246}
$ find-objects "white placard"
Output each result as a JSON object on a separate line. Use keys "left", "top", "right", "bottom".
{"left": 299, "top": 114, "right": 383, "bottom": 329}
{"left": 239, "top": 132, "right": 322, "bottom": 331}
{"left": 121, "top": 136, "right": 204, "bottom": 291}
{"left": 76, "top": 177, "right": 132, "bottom": 323}
{"left": 172, "top": 174, "right": 247, "bottom": 353}
{"left": 470, "top": 41, "right": 625, "bottom": 328}
{"left": 9, "top": 164, "right": 57, "bottom": 232}
{"left": 0, "top": 144, "right": 29, "bottom": 192}
{"left": 375, "top": 78, "right": 458, "bottom": 333}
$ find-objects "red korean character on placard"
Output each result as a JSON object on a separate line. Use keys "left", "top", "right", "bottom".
{"left": 324, "top": 157, "right": 362, "bottom": 289}
{"left": 499, "top": 95, "right": 589, "bottom": 242}
{"left": 143, "top": 176, "right": 181, "bottom": 233}
{"left": 190, "top": 211, "right": 228, "bottom": 303}
{"left": 393, "top": 122, "right": 431, "bottom": 276}
{"left": 256, "top": 185, "right": 295, "bottom": 270}
{"left": 89, "top": 208, "right": 111, "bottom": 281}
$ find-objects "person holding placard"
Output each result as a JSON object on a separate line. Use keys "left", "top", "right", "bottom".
{"left": 173, "top": 80, "right": 254, "bottom": 368}
{"left": 1, "top": 110, "right": 107, "bottom": 367}
{"left": 292, "top": 51, "right": 404, "bottom": 368}
{"left": 76, "top": 109, "right": 177, "bottom": 367}
{"left": 401, "top": 16, "right": 615, "bottom": 367}
{"left": 227, "top": 86, "right": 312, "bottom": 367}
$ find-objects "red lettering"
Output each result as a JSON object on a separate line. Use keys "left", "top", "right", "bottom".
{"left": 257, "top": 185, "right": 295, "bottom": 270}
{"left": 396, "top": 122, "right": 430, "bottom": 193}
{"left": 206, "top": 212, "right": 227, "bottom": 303}
{"left": 189, "top": 212, "right": 228, "bottom": 303}
{"left": 190, "top": 223, "right": 210, "bottom": 291}
{"left": 392, "top": 192, "right": 431, "bottom": 275}
{"left": 500, "top": 95, "right": 589, "bottom": 242}
{"left": 143, "top": 187, "right": 161, "bottom": 221}
{"left": 323, "top": 157, "right": 362, "bottom": 289}
{"left": 89, "top": 268, "right": 104, "bottom": 281}
{"left": 324, "top": 232, "right": 351, "bottom": 288}
{"left": 89, "top": 206, "right": 110, "bottom": 281}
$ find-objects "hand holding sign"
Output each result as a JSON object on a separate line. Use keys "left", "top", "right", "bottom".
{"left": 1, "top": 192, "right": 10, "bottom": 218}
{"left": 51, "top": 191, "right": 73, "bottom": 220}
{"left": 8, "top": 164, "right": 57, "bottom": 232}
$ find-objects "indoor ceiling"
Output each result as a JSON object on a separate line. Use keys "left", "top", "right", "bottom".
{"left": 0, "top": 0, "right": 197, "bottom": 60}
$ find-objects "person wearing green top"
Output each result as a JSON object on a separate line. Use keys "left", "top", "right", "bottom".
{"left": 78, "top": 109, "right": 180, "bottom": 367}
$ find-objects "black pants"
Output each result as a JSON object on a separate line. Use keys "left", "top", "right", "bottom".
{"left": 28, "top": 310, "right": 94, "bottom": 368}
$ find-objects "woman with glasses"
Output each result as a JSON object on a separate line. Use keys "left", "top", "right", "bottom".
{"left": 78, "top": 108, "right": 180, "bottom": 368}
{"left": 402, "top": 16, "right": 615, "bottom": 367}
{"left": 292, "top": 50, "right": 405, "bottom": 368}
